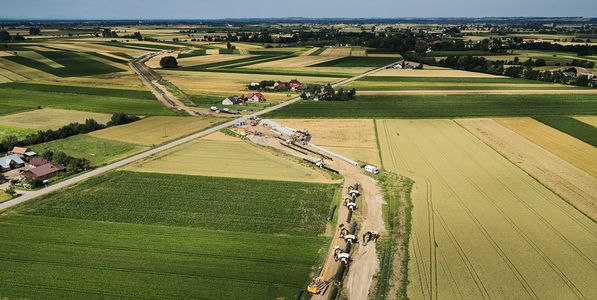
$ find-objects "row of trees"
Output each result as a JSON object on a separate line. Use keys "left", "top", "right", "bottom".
{"left": 405, "top": 53, "right": 595, "bottom": 88}
{"left": 0, "top": 30, "right": 25, "bottom": 42}
{"left": 0, "top": 113, "right": 140, "bottom": 153}
{"left": 300, "top": 84, "right": 357, "bottom": 101}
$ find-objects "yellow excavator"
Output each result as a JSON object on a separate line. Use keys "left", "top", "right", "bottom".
{"left": 307, "top": 262, "right": 331, "bottom": 294}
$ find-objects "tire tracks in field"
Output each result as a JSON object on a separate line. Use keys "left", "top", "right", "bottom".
{"left": 403, "top": 123, "right": 491, "bottom": 300}
{"left": 432, "top": 121, "right": 588, "bottom": 299}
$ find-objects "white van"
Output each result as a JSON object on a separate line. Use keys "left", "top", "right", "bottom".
{"left": 364, "top": 165, "right": 379, "bottom": 174}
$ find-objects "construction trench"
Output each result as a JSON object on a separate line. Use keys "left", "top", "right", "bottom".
{"left": 237, "top": 120, "right": 387, "bottom": 300}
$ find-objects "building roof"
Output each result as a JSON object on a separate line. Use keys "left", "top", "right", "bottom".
{"left": 289, "top": 79, "right": 301, "bottom": 84}
{"left": 223, "top": 95, "right": 241, "bottom": 104}
{"left": 0, "top": 154, "right": 25, "bottom": 170}
{"left": 29, "top": 157, "right": 49, "bottom": 167}
{"left": 21, "top": 163, "right": 65, "bottom": 179}
{"left": 11, "top": 147, "right": 28, "bottom": 155}
{"left": 246, "top": 92, "right": 265, "bottom": 99}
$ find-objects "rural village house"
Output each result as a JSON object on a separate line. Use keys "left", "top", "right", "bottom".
{"left": 246, "top": 92, "right": 266, "bottom": 103}
{"left": 20, "top": 163, "right": 66, "bottom": 180}
{"left": 222, "top": 95, "right": 241, "bottom": 106}
{"left": 28, "top": 157, "right": 49, "bottom": 169}
{"left": 0, "top": 154, "right": 25, "bottom": 172}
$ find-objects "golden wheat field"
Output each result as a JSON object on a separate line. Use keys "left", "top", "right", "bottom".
{"left": 376, "top": 119, "right": 597, "bottom": 300}
{"left": 88, "top": 116, "right": 218, "bottom": 146}
{"left": 457, "top": 118, "right": 597, "bottom": 220}
{"left": 276, "top": 119, "right": 380, "bottom": 165}
{"left": 124, "top": 134, "right": 335, "bottom": 183}
{"left": 495, "top": 117, "right": 597, "bottom": 177}
{"left": 575, "top": 116, "right": 597, "bottom": 128}
{"left": 0, "top": 108, "right": 113, "bottom": 130}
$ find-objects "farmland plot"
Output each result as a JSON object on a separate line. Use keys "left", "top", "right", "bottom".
{"left": 88, "top": 116, "right": 219, "bottom": 146}
{"left": 576, "top": 116, "right": 597, "bottom": 128}
{"left": 125, "top": 137, "right": 335, "bottom": 183}
{"left": 495, "top": 117, "right": 597, "bottom": 177}
{"left": 0, "top": 108, "right": 112, "bottom": 130}
{"left": 377, "top": 119, "right": 597, "bottom": 300}
{"left": 276, "top": 119, "right": 380, "bottom": 165}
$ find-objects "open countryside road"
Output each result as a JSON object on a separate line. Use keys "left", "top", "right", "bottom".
{"left": 0, "top": 56, "right": 400, "bottom": 212}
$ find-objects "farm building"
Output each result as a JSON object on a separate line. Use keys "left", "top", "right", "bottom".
{"left": 0, "top": 154, "right": 25, "bottom": 172}
{"left": 20, "top": 163, "right": 66, "bottom": 180}
{"left": 274, "top": 81, "right": 290, "bottom": 90}
{"left": 289, "top": 79, "right": 302, "bottom": 90}
{"left": 246, "top": 92, "right": 266, "bottom": 103}
{"left": 222, "top": 96, "right": 241, "bottom": 106}
{"left": 10, "top": 147, "right": 29, "bottom": 155}
{"left": 28, "top": 157, "right": 49, "bottom": 169}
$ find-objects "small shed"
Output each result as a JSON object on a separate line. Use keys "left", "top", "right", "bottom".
{"left": 222, "top": 96, "right": 241, "bottom": 106}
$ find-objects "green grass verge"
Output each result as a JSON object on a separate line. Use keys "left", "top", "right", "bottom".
{"left": 0, "top": 85, "right": 174, "bottom": 116}
{"left": 3, "top": 50, "right": 124, "bottom": 77}
{"left": 265, "top": 94, "right": 597, "bottom": 118}
{"left": 533, "top": 116, "right": 597, "bottom": 147}
{"left": 23, "top": 171, "right": 337, "bottom": 236}
{"left": 177, "top": 49, "right": 207, "bottom": 58}
{"left": 426, "top": 50, "right": 506, "bottom": 57}
{"left": 31, "top": 135, "right": 145, "bottom": 166}
{"left": 0, "top": 214, "right": 327, "bottom": 299}
{"left": 310, "top": 56, "right": 399, "bottom": 67}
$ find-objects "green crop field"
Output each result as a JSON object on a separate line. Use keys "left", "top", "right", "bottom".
{"left": 177, "top": 48, "right": 207, "bottom": 58}
{"left": 0, "top": 215, "right": 326, "bottom": 299}
{"left": 345, "top": 76, "right": 573, "bottom": 90}
{"left": 311, "top": 56, "right": 399, "bottom": 67}
{"left": 0, "top": 83, "right": 155, "bottom": 100}
{"left": 0, "top": 170, "right": 335, "bottom": 299}
{"left": 266, "top": 94, "right": 597, "bottom": 118}
{"left": 426, "top": 50, "right": 505, "bottom": 57}
{"left": 0, "top": 84, "right": 174, "bottom": 115}
{"left": 25, "top": 171, "right": 336, "bottom": 235}
{"left": 31, "top": 135, "right": 145, "bottom": 166}
{"left": 0, "top": 125, "right": 36, "bottom": 141}
{"left": 534, "top": 116, "right": 597, "bottom": 147}
{"left": 3, "top": 50, "right": 123, "bottom": 77}
{"left": 356, "top": 76, "right": 549, "bottom": 83}
{"left": 0, "top": 104, "right": 31, "bottom": 116}
{"left": 309, "top": 47, "right": 327, "bottom": 56}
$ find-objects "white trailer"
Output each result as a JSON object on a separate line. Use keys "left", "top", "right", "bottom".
{"left": 364, "top": 165, "right": 379, "bottom": 174}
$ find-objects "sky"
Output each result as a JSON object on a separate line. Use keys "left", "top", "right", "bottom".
{"left": 1, "top": 0, "right": 595, "bottom": 19}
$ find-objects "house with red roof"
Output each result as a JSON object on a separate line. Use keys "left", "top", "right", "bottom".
{"left": 245, "top": 92, "right": 266, "bottom": 103}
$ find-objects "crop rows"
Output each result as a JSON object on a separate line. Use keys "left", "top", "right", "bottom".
{"left": 265, "top": 94, "right": 597, "bottom": 118}
{"left": 534, "top": 116, "right": 597, "bottom": 147}
{"left": 24, "top": 171, "right": 336, "bottom": 236}
{"left": 3, "top": 50, "right": 123, "bottom": 77}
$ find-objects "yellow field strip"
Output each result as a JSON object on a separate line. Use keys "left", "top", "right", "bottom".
{"left": 371, "top": 68, "right": 506, "bottom": 78}
{"left": 377, "top": 119, "right": 597, "bottom": 300}
{"left": 458, "top": 118, "right": 597, "bottom": 220}
{"left": 0, "top": 108, "right": 112, "bottom": 130}
{"left": 494, "top": 117, "right": 597, "bottom": 177}
{"left": 123, "top": 135, "right": 335, "bottom": 183}
{"left": 575, "top": 116, "right": 597, "bottom": 128}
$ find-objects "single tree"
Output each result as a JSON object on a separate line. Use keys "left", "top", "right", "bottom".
{"left": 160, "top": 56, "right": 178, "bottom": 68}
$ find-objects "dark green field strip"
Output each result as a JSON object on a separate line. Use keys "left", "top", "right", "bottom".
{"left": 0, "top": 88, "right": 174, "bottom": 116}
{"left": 311, "top": 56, "right": 399, "bottom": 67}
{"left": 3, "top": 51, "right": 123, "bottom": 77}
{"left": 366, "top": 49, "right": 401, "bottom": 55}
{"left": 426, "top": 50, "right": 506, "bottom": 57}
{"left": 125, "top": 42, "right": 182, "bottom": 51}
{"left": 113, "top": 52, "right": 134, "bottom": 59}
{"left": 265, "top": 94, "right": 597, "bottom": 119}
{"left": 249, "top": 50, "right": 297, "bottom": 56}
{"left": 198, "top": 67, "right": 350, "bottom": 78}
{"left": 309, "top": 47, "right": 327, "bottom": 56}
{"left": 0, "top": 82, "right": 154, "bottom": 99}
{"left": 344, "top": 85, "right": 578, "bottom": 91}
{"left": 0, "top": 104, "right": 32, "bottom": 116}
{"left": 85, "top": 51, "right": 129, "bottom": 64}
{"left": 177, "top": 49, "right": 207, "bottom": 58}
{"left": 23, "top": 171, "right": 336, "bottom": 236}
{"left": 357, "top": 76, "right": 550, "bottom": 84}
{"left": 0, "top": 215, "right": 326, "bottom": 299}
{"left": 534, "top": 116, "right": 597, "bottom": 147}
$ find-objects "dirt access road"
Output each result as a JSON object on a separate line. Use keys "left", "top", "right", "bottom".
{"left": 0, "top": 57, "right": 399, "bottom": 214}
{"left": 248, "top": 128, "right": 386, "bottom": 300}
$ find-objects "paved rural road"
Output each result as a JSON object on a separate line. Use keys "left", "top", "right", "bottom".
{"left": 0, "top": 57, "right": 400, "bottom": 212}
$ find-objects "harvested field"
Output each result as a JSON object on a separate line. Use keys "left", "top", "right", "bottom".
{"left": 176, "top": 54, "right": 252, "bottom": 68}
{"left": 377, "top": 119, "right": 597, "bottom": 300}
{"left": 495, "top": 117, "right": 597, "bottom": 177}
{"left": 31, "top": 135, "right": 146, "bottom": 166}
{"left": 276, "top": 119, "right": 380, "bottom": 165}
{"left": 458, "top": 118, "right": 597, "bottom": 220}
{"left": 301, "top": 47, "right": 321, "bottom": 56}
{"left": 244, "top": 56, "right": 340, "bottom": 69}
{"left": 534, "top": 116, "right": 597, "bottom": 147}
{"left": 0, "top": 108, "right": 112, "bottom": 130}
{"left": 125, "top": 137, "right": 335, "bottom": 183}
{"left": 371, "top": 68, "right": 506, "bottom": 78}
{"left": 319, "top": 47, "right": 352, "bottom": 57}
{"left": 576, "top": 116, "right": 597, "bottom": 128}
{"left": 88, "top": 116, "right": 218, "bottom": 146}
